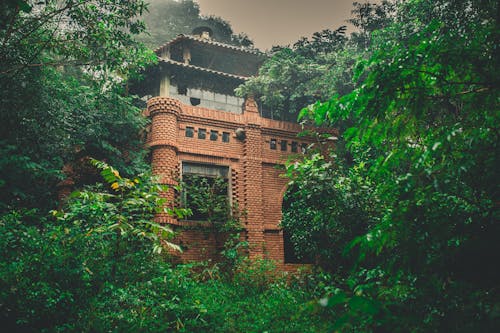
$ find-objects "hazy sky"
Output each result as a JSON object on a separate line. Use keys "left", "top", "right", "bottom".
{"left": 195, "top": 0, "right": 360, "bottom": 50}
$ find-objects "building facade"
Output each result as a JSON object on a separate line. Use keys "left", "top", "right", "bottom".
{"left": 141, "top": 29, "right": 334, "bottom": 269}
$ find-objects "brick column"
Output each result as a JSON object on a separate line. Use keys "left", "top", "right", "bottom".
{"left": 147, "top": 97, "right": 180, "bottom": 222}
{"left": 242, "top": 97, "right": 264, "bottom": 258}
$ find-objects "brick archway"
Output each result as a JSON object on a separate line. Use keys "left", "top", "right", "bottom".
{"left": 278, "top": 183, "right": 289, "bottom": 214}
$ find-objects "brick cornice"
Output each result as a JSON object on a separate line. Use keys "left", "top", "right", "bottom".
{"left": 147, "top": 97, "right": 182, "bottom": 116}
{"left": 260, "top": 127, "right": 305, "bottom": 138}
{"left": 178, "top": 147, "right": 242, "bottom": 160}
{"left": 179, "top": 114, "right": 241, "bottom": 128}
{"left": 245, "top": 123, "right": 261, "bottom": 129}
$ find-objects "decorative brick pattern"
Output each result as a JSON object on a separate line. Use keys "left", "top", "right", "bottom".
{"left": 147, "top": 96, "right": 335, "bottom": 268}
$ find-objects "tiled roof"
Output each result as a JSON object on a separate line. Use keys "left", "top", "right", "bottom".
{"left": 154, "top": 34, "right": 264, "bottom": 57}
{"left": 158, "top": 57, "right": 250, "bottom": 81}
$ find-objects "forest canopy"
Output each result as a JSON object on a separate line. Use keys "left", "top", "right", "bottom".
{"left": 0, "top": 0, "right": 499, "bottom": 332}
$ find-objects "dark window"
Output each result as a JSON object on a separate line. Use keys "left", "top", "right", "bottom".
{"left": 270, "top": 139, "right": 277, "bottom": 150}
{"left": 280, "top": 140, "right": 288, "bottom": 151}
{"left": 190, "top": 97, "right": 200, "bottom": 106}
{"left": 181, "top": 163, "right": 229, "bottom": 221}
{"left": 222, "top": 132, "right": 230, "bottom": 143}
{"left": 291, "top": 141, "right": 298, "bottom": 152}
{"left": 198, "top": 128, "right": 206, "bottom": 139}
{"left": 210, "top": 130, "right": 218, "bottom": 141}
{"left": 178, "top": 85, "right": 187, "bottom": 95}
{"left": 283, "top": 230, "right": 313, "bottom": 264}
{"left": 185, "top": 126, "right": 194, "bottom": 137}
{"left": 301, "top": 143, "right": 307, "bottom": 153}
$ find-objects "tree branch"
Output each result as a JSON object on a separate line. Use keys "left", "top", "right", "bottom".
{"left": 1, "top": 4, "right": 20, "bottom": 49}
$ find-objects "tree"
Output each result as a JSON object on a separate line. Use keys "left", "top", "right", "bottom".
{"left": 0, "top": 161, "right": 187, "bottom": 331}
{"left": 236, "top": 2, "right": 395, "bottom": 121}
{"left": 0, "top": 0, "right": 155, "bottom": 212}
{"left": 282, "top": 153, "right": 379, "bottom": 273}
{"left": 236, "top": 26, "right": 349, "bottom": 120}
{"left": 0, "top": 0, "right": 151, "bottom": 77}
{"left": 348, "top": 0, "right": 396, "bottom": 50}
{"left": 289, "top": 0, "right": 499, "bottom": 330}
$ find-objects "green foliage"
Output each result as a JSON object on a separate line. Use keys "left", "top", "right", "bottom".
{"left": 0, "top": 0, "right": 152, "bottom": 77}
{"left": 2, "top": 1, "right": 499, "bottom": 332}
{"left": 0, "top": 162, "right": 184, "bottom": 331}
{"left": 236, "top": 48, "right": 333, "bottom": 120}
{"left": 282, "top": 154, "right": 379, "bottom": 272}
{"left": 236, "top": 3, "right": 395, "bottom": 121}
{"left": 348, "top": 0, "right": 397, "bottom": 50}
{"left": 180, "top": 175, "right": 233, "bottom": 225}
{"left": 179, "top": 175, "right": 248, "bottom": 271}
{"left": 285, "top": 0, "right": 500, "bottom": 331}
{"left": 78, "top": 261, "right": 330, "bottom": 333}
{"left": 0, "top": 0, "right": 155, "bottom": 212}
{"left": 1, "top": 209, "right": 330, "bottom": 332}
{"left": 67, "top": 159, "right": 189, "bottom": 252}
{"left": 236, "top": 27, "right": 352, "bottom": 120}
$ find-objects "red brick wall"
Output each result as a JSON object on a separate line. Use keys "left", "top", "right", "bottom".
{"left": 261, "top": 164, "right": 288, "bottom": 230}
{"left": 147, "top": 96, "right": 334, "bottom": 269}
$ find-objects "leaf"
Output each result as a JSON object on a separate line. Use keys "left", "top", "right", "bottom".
{"left": 348, "top": 296, "right": 379, "bottom": 315}
{"left": 17, "top": 0, "right": 32, "bottom": 13}
{"left": 326, "top": 291, "right": 349, "bottom": 307}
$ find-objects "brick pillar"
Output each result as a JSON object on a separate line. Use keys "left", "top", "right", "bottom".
{"left": 147, "top": 97, "right": 180, "bottom": 223}
{"left": 242, "top": 97, "right": 264, "bottom": 258}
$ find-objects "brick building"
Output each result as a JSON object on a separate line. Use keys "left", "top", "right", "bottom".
{"left": 140, "top": 28, "right": 334, "bottom": 269}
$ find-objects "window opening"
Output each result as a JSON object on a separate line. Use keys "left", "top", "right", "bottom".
{"left": 198, "top": 128, "right": 206, "bottom": 139}
{"left": 301, "top": 143, "right": 307, "bottom": 153}
{"left": 181, "top": 162, "right": 229, "bottom": 221}
{"left": 222, "top": 132, "right": 230, "bottom": 143}
{"left": 210, "top": 130, "right": 218, "bottom": 141}
{"left": 185, "top": 126, "right": 194, "bottom": 137}
{"left": 281, "top": 140, "right": 288, "bottom": 151}
{"left": 270, "top": 139, "right": 277, "bottom": 150}
{"left": 190, "top": 97, "right": 201, "bottom": 106}
{"left": 291, "top": 141, "right": 298, "bottom": 153}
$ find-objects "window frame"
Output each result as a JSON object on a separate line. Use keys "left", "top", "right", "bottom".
{"left": 270, "top": 138, "right": 277, "bottom": 150}
{"left": 185, "top": 126, "right": 194, "bottom": 138}
{"left": 280, "top": 140, "right": 288, "bottom": 151}
{"left": 198, "top": 128, "right": 206, "bottom": 139}
{"left": 180, "top": 162, "right": 231, "bottom": 222}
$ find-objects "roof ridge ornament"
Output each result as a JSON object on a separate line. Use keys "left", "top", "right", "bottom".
{"left": 192, "top": 26, "right": 213, "bottom": 41}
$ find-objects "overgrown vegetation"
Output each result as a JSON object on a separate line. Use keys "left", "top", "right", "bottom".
{"left": 0, "top": 160, "right": 336, "bottom": 332}
{"left": 1, "top": 0, "right": 498, "bottom": 332}
{"left": 179, "top": 174, "right": 248, "bottom": 272}
{"left": 0, "top": 0, "right": 154, "bottom": 212}
{"left": 279, "top": 0, "right": 500, "bottom": 331}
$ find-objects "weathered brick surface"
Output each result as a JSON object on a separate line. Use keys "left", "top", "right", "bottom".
{"left": 262, "top": 164, "right": 288, "bottom": 230}
{"left": 147, "top": 96, "right": 334, "bottom": 269}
